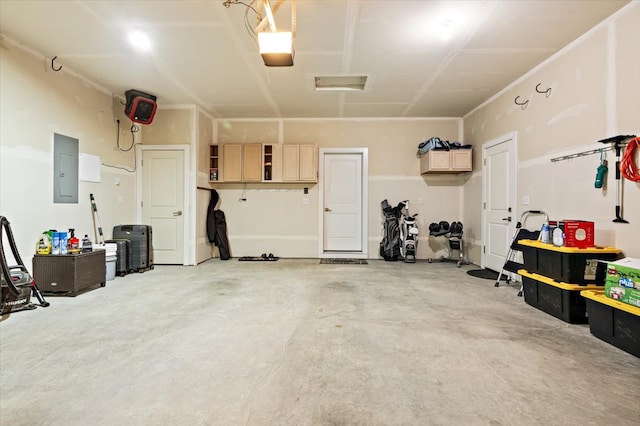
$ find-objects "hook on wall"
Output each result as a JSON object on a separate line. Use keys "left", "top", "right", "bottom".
{"left": 51, "top": 56, "right": 63, "bottom": 72}
{"left": 514, "top": 95, "right": 529, "bottom": 110}
{"left": 535, "top": 83, "right": 551, "bottom": 97}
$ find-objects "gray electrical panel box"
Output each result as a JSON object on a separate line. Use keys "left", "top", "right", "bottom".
{"left": 53, "top": 133, "right": 79, "bottom": 204}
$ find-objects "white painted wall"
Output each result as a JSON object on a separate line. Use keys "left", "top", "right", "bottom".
{"left": 0, "top": 40, "right": 138, "bottom": 267}
{"left": 3, "top": 2, "right": 637, "bottom": 266}
{"left": 463, "top": 2, "right": 640, "bottom": 261}
{"left": 212, "top": 118, "right": 464, "bottom": 259}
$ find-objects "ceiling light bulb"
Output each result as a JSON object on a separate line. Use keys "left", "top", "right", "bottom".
{"left": 258, "top": 32, "right": 294, "bottom": 66}
{"left": 128, "top": 30, "right": 152, "bottom": 51}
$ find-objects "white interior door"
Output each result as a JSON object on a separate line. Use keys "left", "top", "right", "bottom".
{"left": 483, "top": 134, "right": 517, "bottom": 272}
{"left": 142, "top": 149, "right": 184, "bottom": 264}
{"left": 323, "top": 152, "right": 363, "bottom": 252}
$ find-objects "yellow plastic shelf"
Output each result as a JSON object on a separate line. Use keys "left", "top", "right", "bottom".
{"left": 517, "top": 239, "right": 621, "bottom": 254}
{"left": 581, "top": 290, "right": 640, "bottom": 317}
{"left": 518, "top": 269, "right": 603, "bottom": 290}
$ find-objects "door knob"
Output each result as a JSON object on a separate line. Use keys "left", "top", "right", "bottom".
{"left": 173, "top": 211, "right": 182, "bottom": 216}
{"left": 502, "top": 216, "right": 511, "bottom": 222}
{"left": 324, "top": 207, "right": 332, "bottom": 212}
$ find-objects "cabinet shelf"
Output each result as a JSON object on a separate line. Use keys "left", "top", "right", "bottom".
{"left": 209, "top": 145, "right": 219, "bottom": 181}
{"left": 264, "top": 145, "right": 273, "bottom": 181}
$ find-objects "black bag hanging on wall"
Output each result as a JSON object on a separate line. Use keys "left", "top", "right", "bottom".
{"left": 207, "top": 189, "right": 231, "bottom": 260}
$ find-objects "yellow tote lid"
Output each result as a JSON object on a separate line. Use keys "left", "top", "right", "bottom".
{"left": 518, "top": 239, "right": 621, "bottom": 254}
{"left": 581, "top": 290, "right": 640, "bottom": 317}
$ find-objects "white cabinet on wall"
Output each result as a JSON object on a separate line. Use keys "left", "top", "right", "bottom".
{"left": 420, "top": 150, "right": 472, "bottom": 173}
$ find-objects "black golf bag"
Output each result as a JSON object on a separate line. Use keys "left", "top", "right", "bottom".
{"left": 379, "top": 199, "right": 401, "bottom": 261}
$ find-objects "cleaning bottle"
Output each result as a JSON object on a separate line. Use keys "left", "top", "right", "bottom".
{"left": 68, "top": 228, "right": 80, "bottom": 253}
{"left": 52, "top": 232, "right": 60, "bottom": 255}
{"left": 36, "top": 235, "right": 50, "bottom": 255}
{"left": 42, "top": 230, "right": 53, "bottom": 254}
{"left": 59, "top": 231, "right": 68, "bottom": 255}
{"left": 82, "top": 234, "right": 93, "bottom": 253}
{"left": 540, "top": 222, "right": 550, "bottom": 244}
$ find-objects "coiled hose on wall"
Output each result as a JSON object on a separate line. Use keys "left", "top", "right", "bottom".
{"left": 621, "top": 136, "right": 640, "bottom": 182}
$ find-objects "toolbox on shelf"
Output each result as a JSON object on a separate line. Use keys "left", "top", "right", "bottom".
{"left": 519, "top": 269, "right": 604, "bottom": 323}
{"left": 581, "top": 290, "right": 640, "bottom": 358}
{"left": 518, "top": 240, "right": 620, "bottom": 285}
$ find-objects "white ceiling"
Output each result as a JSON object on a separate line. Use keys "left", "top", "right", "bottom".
{"left": 0, "top": 0, "right": 630, "bottom": 119}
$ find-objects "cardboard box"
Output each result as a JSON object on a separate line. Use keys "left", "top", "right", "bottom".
{"left": 562, "top": 220, "right": 594, "bottom": 248}
{"left": 605, "top": 258, "right": 640, "bottom": 308}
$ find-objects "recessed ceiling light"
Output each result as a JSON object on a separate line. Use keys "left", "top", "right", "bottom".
{"left": 128, "top": 30, "right": 152, "bottom": 51}
{"left": 314, "top": 75, "right": 368, "bottom": 91}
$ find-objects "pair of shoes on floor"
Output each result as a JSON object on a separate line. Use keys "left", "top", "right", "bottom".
{"left": 261, "top": 253, "right": 279, "bottom": 261}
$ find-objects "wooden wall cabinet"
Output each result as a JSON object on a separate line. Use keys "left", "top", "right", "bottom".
{"left": 242, "top": 143, "right": 263, "bottom": 182}
{"left": 420, "top": 150, "right": 472, "bottom": 174}
{"left": 283, "top": 144, "right": 317, "bottom": 182}
{"left": 215, "top": 143, "right": 316, "bottom": 183}
{"left": 222, "top": 143, "right": 242, "bottom": 182}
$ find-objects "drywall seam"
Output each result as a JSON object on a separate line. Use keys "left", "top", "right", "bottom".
{"left": 158, "top": 104, "right": 197, "bottom": 110}
{"left": 606, "top": 20, "right": 617, "bottom": 136}
{"left": 369, "top": 175, "right": 445, "bottom": 182}
{"left": 213, "top": 117, "right": 461, "bottom": 123}
{"left": 463, "top": 1, "right": 637, "bottom": 119}
{"left": 546, "top": 103, "right": 591, "bottom": 126}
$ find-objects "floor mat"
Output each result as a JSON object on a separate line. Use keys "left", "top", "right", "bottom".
{"left": 320, "top": 259, "right": 368, "bottom": 264}
{"left": 467, "top": 268, "right": 508, "bottom": 280}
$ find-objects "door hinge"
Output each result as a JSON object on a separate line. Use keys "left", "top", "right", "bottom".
{"left": 141, "top": 201, "right": 143, "bottom": 208}
{"left": 483, "top": 158, "right": 486, "bottom": 166}
{"left": 483, "top": 202, "right": 486, "bottom": 209}
{"left": 483, "top": 246, "right": 486, "bottom": 254}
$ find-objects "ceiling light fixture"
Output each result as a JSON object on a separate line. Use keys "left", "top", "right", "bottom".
{"left": 224, "top": 0, "right": 296, "bottom": 67}
{"left": 314, "top": 75, "right": 368, "bottom": 92}
{"left": 127, "top": 30, "right": 152, "bottom": 51}
{"left": 258, "top": 31, "right": 294, "bottom": 66}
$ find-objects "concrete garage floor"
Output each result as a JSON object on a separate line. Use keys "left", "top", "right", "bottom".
{"left": 1, "top": 259, "right": 639, "bottom": 426}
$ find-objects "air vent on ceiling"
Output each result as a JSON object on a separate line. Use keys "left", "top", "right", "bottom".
{"left": 314, "top": 75, "right": 368, "bottom": 91}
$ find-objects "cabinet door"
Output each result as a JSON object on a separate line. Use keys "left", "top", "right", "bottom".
{"left": 282, "top": 145, "right": 300, "bottom": 181}
{"left": 298, "top": 144, "right": 317, "bottom": 182}
{"left": 420, "top": 150, "right": 451, "bottom": 173}
{"left": 243, "top": 143, "right": 262, "bottom": 182}
{"left": 451, "top": 150, "right": 472, "bottom": 171}
{"left": 222, "top": 144, "right": 242, "bottom": 182}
